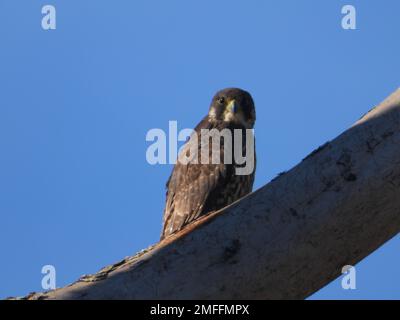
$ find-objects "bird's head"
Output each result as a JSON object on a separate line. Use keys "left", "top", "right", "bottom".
{"left": 208, "top": 88, "right": 256, "bottom": 128}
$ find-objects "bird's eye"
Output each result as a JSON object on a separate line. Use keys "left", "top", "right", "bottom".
{"left": 218, "top": 97, "right": 225, "bottom": 104}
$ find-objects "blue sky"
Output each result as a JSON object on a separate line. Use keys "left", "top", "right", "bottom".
{"left": 0, "top": 0, "right": 398, "bottom": 299}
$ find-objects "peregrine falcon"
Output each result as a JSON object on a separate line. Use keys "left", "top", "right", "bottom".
{"left": 161, "top": 88, "right": 256, "bottom": 240}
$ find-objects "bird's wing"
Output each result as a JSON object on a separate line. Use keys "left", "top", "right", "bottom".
{"left": 161, "top": 151, "right": 226, "bottom": 239}
{"left": 161, "top": 118, "right": 227, "bottom": 239}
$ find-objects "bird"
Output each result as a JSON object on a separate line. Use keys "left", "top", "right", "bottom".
{"left": 160, "top": 88, "right": 256, "bottom": 240}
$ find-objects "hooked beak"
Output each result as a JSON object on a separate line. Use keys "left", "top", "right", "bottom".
{"left": 227, "top": 99, "right": 238, "bottom": 113}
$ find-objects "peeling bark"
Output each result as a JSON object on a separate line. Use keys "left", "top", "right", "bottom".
{"left": 14, "top": 88, "right": 400, "bottom": 300}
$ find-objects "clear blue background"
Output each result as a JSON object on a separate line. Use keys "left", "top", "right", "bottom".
{"left": 0, "top": 0, "right": 398, "bottom": 299}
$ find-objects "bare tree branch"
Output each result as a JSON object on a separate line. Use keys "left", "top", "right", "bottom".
{"left": 17, "top": 88, "right": 400, "bottom": 300}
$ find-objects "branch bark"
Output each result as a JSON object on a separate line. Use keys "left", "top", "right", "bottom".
{"left": 20, "top": 88, "right": 400, "bottom": 300}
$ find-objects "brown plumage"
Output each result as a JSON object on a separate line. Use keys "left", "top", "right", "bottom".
{"left": 161, "top": 88, "right": 256, "bottom": 240}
